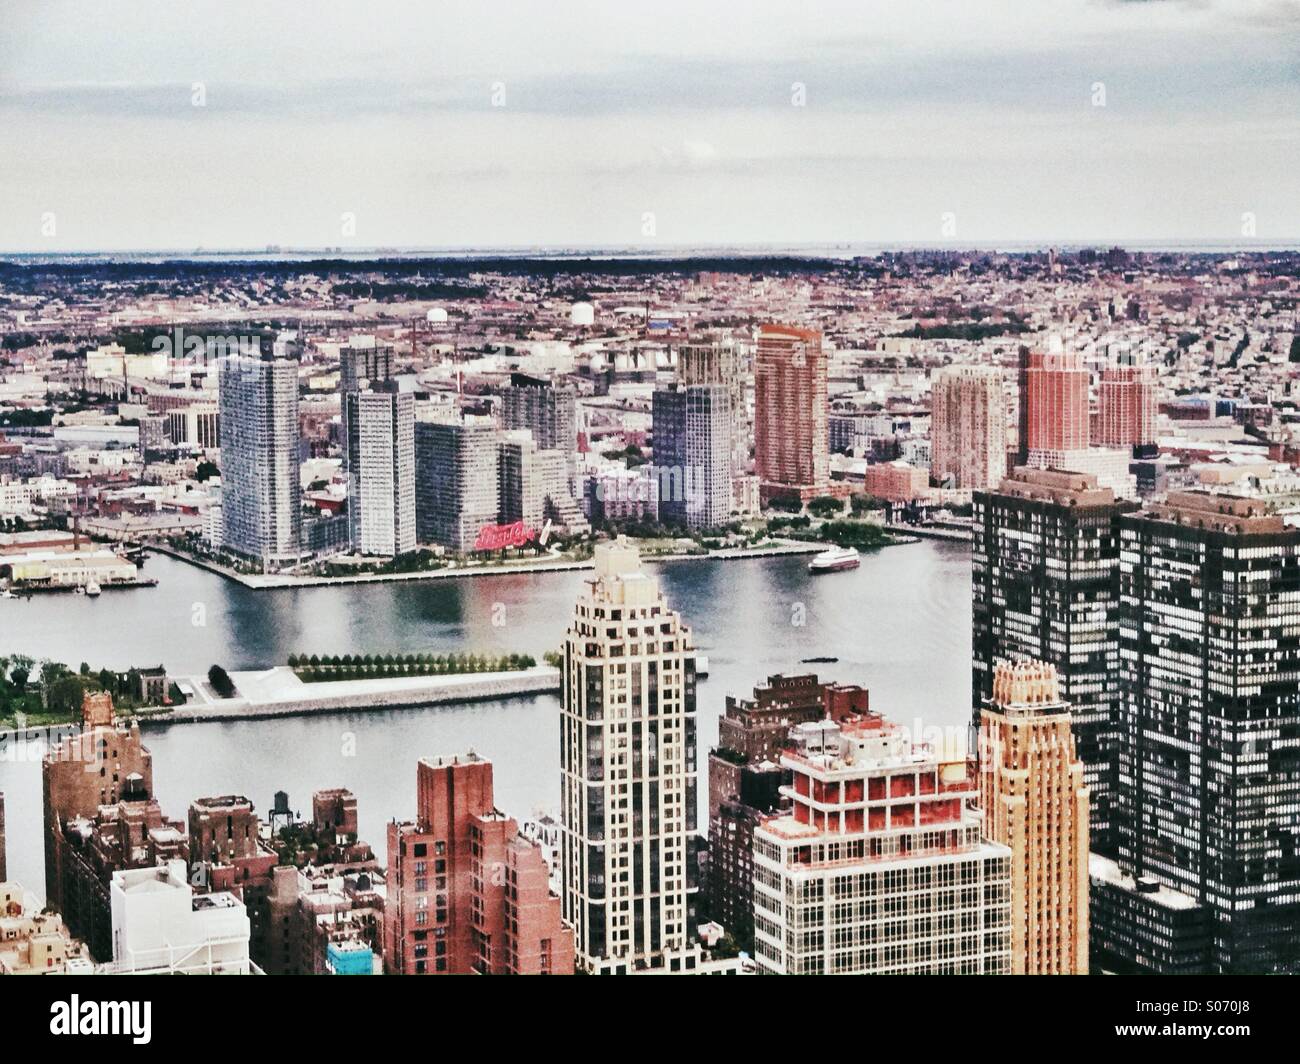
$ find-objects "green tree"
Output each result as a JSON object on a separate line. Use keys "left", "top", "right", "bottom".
{"left": 808, "top": 495, "right": 844, "bottom": 518}
{"left": 208, "top": 664, "right": 236, "bottom": 698}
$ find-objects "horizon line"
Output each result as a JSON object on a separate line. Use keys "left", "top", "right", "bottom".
{"left": 3, "top": 238, "right": 1300, "bottom": 261}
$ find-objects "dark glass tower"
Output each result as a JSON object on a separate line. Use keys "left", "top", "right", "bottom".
{"left": 972, "top": 467, "right": 1136, "bottom": 855}
{"left": 1116, "top": 491, "right": 1300, "bottom": 973}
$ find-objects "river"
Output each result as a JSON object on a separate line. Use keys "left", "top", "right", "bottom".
{"left": 0, "top": 540, "right": 972, "bottom": 896}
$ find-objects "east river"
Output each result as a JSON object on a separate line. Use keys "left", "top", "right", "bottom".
{"left": 0, "top": 540, "right": 972, "bottom": 897}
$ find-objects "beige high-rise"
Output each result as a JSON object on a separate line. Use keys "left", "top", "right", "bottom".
{"left": 979, "top": 660, "right": 1089, "bottom": 975}
{"left": 931, "top": 364, "right": 1006, "bottom": 489}
{"left": 559, "top": 537, "right": 702, "bottom": 973}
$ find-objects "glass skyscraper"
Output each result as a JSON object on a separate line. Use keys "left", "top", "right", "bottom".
{"left": 1116, "top": 491, "right": 1300, "bottom": 973}
{"left": 972, "top": 467, "right": 1136, "bottom": 855}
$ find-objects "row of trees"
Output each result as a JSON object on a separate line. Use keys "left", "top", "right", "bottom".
{"left": 289, "top": 652, "right": 537, "bottom": 682}
{"left": 770, "top": 493, "right": 888, "bottom": 518}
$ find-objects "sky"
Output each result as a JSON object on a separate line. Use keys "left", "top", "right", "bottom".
{"left": 0, "top": 0, "right": 1297, "bottom": 252}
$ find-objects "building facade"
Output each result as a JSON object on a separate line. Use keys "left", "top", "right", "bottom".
{"left": 677, "top": 340, "right": 749, "bottom": 503}
{"left": 1088, "top": 854, "right": 1211, "bottom": 974}
{"left": 754, "top": 324, "right": 828, "bottom": 504}
{"left": 384, "top": 754, "right": 573, "bottom": 975}
{"left": 0, "top": 883, "right": 93, "bottom": 974}
{"left": 972, "top": 467, "right": 1136, "bottom": 855}
{"left": 560, "top": 538, "right": 702, "bottom": 972}
{"left": 1097, "top": 363, "right": 1158, "bottom": 450}
{"left": 979, "top": 660, "right": 1089, "bottom": 974}
{"left": 219, "top": 350, "right": 301, "bottom": 569}
{"left": 752, "top": 715, "right": 1012, "bottom": 975}
{"left": 1025, "top": 349, "right": 1089, "bottom": 457}
{"left": 414, "top": 419, "right": 500, "bottom": 551}
{"left": 930, "top": 364, "right": 1007, "bottom": 490}
{"left": 498, "top": 433, "right": 588, "bottom": 534}
{"left": 107, "top": 860, "right": 252, "bottom": 975}
{"left": 42, "top": 692, "right": 189, "bottom": 961}
{"left": 338, "top": 336, "right": 395, "bottom": 470}
{"left": 708, "top": 674, "right": 868, "bottom": 948}
{"left": 1115, "top": 491, "right": 1300, "bottom": 973}
{"left": 499, "top": 373, "right": 577, "bottom": 453}
{"left": 346, "top": 383, "right": 415, "bottom": 556}
{"left": 652, "top": 383, "right": 733, "bottom": 530}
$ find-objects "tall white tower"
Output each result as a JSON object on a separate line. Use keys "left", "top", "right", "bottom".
{"left": 559, "top": 537, "right": 701, "bottom": 973}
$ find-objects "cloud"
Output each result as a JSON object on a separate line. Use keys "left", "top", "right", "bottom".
{"left": 0, "top": 0, "right": 1296, "bottom": 249}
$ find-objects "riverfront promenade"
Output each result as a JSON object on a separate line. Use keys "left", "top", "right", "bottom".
{"left": 147, "top": 539, "right": 833, "bottom": 590}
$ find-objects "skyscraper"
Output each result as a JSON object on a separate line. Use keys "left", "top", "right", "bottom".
{"left": 754, "top": 324, "right": 828, "bottom": 505}
{"left": 1025, "top": 348, "right": 1090, "bottom": 462}
{"left": 499, "top": 372, "right": 577, "bottom": 453}
{"left": 652, "top": 382, "right": 732, "bottom": 530}
{"left": 979, "top": 659, "right": 1089, "bottom": 975}
{"left": 385, "top": 754, "right": 574, "bottom": 975}
{"left": 677, "top": 340, "right": 749, "bottom": 496}
{"left": 559, "top": 538, "right": 701, "bottom": 973}
{"left": 1115, "top": 491, "right": 1300, "bottom": 973}
{"left": 339, "top": 336, "right": 395, "bottom": 470}
{"left": 1097, "top": 363, "right": 1158, "bottom": 450}
{"left": 972, "top": 467, "right": 1136, "bottom": 855}
{"left": 930, "top": 364, "right": 1007, "bottom": 489}
{"left": 1014, "top": 347, "right": 1037, "bottom": 466}
{"left": 339, "top": 336, "right": 395, "bottom": 398}
{"left": 219, "top": 347, "right": 302, "bottom": 569}
{"left": 498, "top": 432, "right": 589, "bottom": 534}
{"left": 346, "top": 381, "right": 415, "bottom": 556}
{"left": 414, "top": 418, "right": 500, "bottom": 551}
{"left": 752, "top": 714, "right": 1012, "bottom": 975}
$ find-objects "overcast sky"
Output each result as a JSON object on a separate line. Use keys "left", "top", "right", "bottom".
{"left": 1, "top": 0, "right": 1297, "bottom": 252}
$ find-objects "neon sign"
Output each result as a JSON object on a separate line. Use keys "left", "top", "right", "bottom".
{"left": 473, "top": 520, "right": 539, "bottom": 552}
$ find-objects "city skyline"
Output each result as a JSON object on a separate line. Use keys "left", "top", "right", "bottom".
{"left": 4, "top": 0, "right": 1300, "bottom": 1008}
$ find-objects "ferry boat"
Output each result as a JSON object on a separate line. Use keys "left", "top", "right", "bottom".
{"left": 808, "top": 546, "right": 860, "bottom": 574}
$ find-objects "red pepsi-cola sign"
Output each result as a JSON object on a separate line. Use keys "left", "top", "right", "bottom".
{"left": 473, "top": 520, "right": 539, "bottom": 552}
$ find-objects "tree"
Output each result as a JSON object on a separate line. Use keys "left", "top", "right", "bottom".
{"left": 765, "top": 494, "right": 803, "bottom": 514}
{"left": 208, "top": 664, "right": 236, "bottom": 698}
{"left": 808, "top": 495, "right": 844, "bottom": 519}
{"left": 47, "top": 674, "right": 94, "bottom": 718}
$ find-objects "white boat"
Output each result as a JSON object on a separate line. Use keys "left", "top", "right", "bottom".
{"left": 808, "top": 546, "right": 860, "bottom": 573}
{"left": 0, "top": 589, "right": 15, "bottom": 599}
{"left": 73, "top": 585, "right": 86, "bottom": 595}
{"left": 85, "top": 581, "right": 102, "bottom": 597}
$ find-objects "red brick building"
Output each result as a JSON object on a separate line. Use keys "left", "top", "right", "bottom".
{"left": 754, "top": 324, "right": 829, "bottom": 504}
{"left": 385, "top": 754, "right": 573, "bottom": 975}
{"left": 1025, "top": 350, "right": 1090, "bottom": 457}
{"left": 1096, "top": 364, "right": 1158, "bottom": 449}
{"left": 42, "top": 692, "right": 187, "bottom": 962}
{"left": 864, "top": 460, "right": 929, "bottom": 503}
